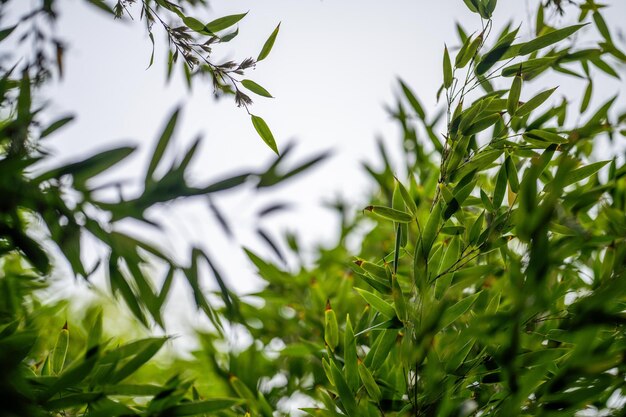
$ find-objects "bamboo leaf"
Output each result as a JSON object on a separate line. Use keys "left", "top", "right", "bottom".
{"left": 355, "top": 289, "right": 396, "bottom": 319}
{"left": 493, "top": 164, "right": 507, "bottom": 208}
{"left": 205, "top": 12, "right": 247, "bottom": 33}
{"left": 167, "top": 399, "right": 243, "bottom": 416}
{"left": 146, "top": 107, "right": 179, "bottom": 181}
{"left": 516, "top": 87, "right": 557, "bottom": 117}
{"left": 443, "top": 45, "right": 453, "bottom": 88}
{"left": 257, "top": 23, "right": 281, "bottom": 61}
{"left": 241, "top": 79, "right": 273, "bottom": 98}
{"left": 364, "top": 205, "right": 413, "bottom": 223}
{"left": 251, "top": 114, "right": 279, "bottom": 155}
{"left": 399, "top": 79, "right": 426, "bottom": 119}
{"left": 508, "top": 74, "right": 522, "bottom": 115}
{"left": 330, "top": 361, "right": 357, "bottom": 416}
{"left": 52, "top": 324, "right": 69, "bottom": 374}
{"left": 563, "top": 161, "right": 609, "bottom": 186}
{"left": 41, "top": 116, "right": 74, "bottom": 138}
{"left": 519, "top": 24, "right": 586, "bottom": 55}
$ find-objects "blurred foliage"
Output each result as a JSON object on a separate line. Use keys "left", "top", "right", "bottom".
{"left": 2, "top": 0, "right": 626, "bottom": 416}
{"left": 0, "top": 0, "right": 326, "bottom": 415}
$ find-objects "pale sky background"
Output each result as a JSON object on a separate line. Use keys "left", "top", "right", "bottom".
{"left": 3, "top": 0, "right": 626, "bottom": 336}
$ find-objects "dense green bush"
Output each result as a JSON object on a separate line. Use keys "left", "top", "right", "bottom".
{"left": 1, "top": 0, "right": 626, "bottom": 416}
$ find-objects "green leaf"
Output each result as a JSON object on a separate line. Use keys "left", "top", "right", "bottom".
{"left": 54, "top": 147, "right": 135, "bottom": 185}
{"left": 593, "top": 12, "right": 612, "bottom": 43}
{"left": 493, "top": 164, "right": 507, "bottom": 208}
{"left": 395, "top": 178, "right": 417, "bottom": 215}
{"left": 469, "top": 211, "right": 484, "bottom": 244}
{"left": 44, "top": 393, "right": 103, "bottom": 410}
{"left": 439, "top": 291, "right": 482, "bottom": 329}
{"left": 182, "top": 16, "right": 206, "bottom": 33}
{"left": 43, "top": 346, "right": 100, "bottom": 400}
{"left": 220, "top": 28, "right": 239, "bottom": 42}
{"left": 563, "top": 161, "right": 609, "bottom": 186}
{"left": 516, "top": 87, "right": 557, "bottom": 117}
{"left": 102, "top": 384, "right": 162, "bottom": 396}
{"left": 167, "top": 399, "right": 243, "bottom": 416}
{"left": 508, "top": 75, "right": 522, "bottom": 116}
{"left": 464, "top": 113, "right": 501, "bottom": 135}
{"left": 52, "top": 325, "right": 69, "bottom": 374}
{"left": 367, "top": 329, "right": 398, "bottom": 370}
{"left": 147, "top": 107, "right": 179, "bottom": 181}
{"left": 523, "top": 129, "right": 567, "bottom": 145}
{"left": 324, "top": 302, "right": 339, "bottom": 350}
{"left": 111, "top": 337, "right": 167, "bottom": 383}
{"left": 355, "top": 289, "right": 396, "bottom": 319}
{"left": 476, "top": 27, "right": 519, "bottom": 75}
{"left": 443, "top": 45, "right": 453, "bottom": 88}
{"left": 257, "top": 23, "right": 281, "bottom": 61}
{"left": 241, "top": 79, "right": 273, "bottom": 98}
{"left": 0, "top": 25, "right": 16, "bottom": 43}
{"left": 463, "top": 0, "right": 479, "bottom": 13}
{"left": 358, "top": 361, "right": 381, "bottom": 402}
{"left": 505, "top": 156, "right": 519, "bottom": 193}
{"left": 590, "top": 56, "right": 619, "bottom": 79}
{"left": 581, "top": 81, "right": 592, "bottom": 113}
{"left": 399, "top": 79, "right": 426, "bottom": 120}
{"left": 456, "top": 35, "right": 482, "bottom": 69}
{"left": 364, "top": 205, "right": 413, "bottom": 223}
{"left": 518, "top": 24, "right": 586, "bottom": 55}
{"left": 501, "top": 57, "right": 557, "bottom": 77}
{"left": 41, "top": 116, "right": 74, "bottom": 138}
{"left": 205, "top": 12, "right": 247, "bottom": 33}
{"left": 251, "top": 114, "right": 279, "bottom": 155}
{"left": 343, "top": 316, "right": 359, "bottom": 392}
{"left": 329, "top": 361, "right": 358, "bottom": 416}
{"left": 422, "top": 201, "right": 442, "bottom": 258}
{"left": 108, "top": 256, "right": 147, "bottom": 327}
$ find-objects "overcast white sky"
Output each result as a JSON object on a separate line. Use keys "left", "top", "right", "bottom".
{"left": 3, "top": 0, "right": 626, "bottom": 333}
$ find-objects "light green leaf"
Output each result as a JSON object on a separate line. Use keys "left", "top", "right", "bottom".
{"left": 364, "top": 205, "right": 413, "bottom": 223}
{"left": 399, "top": 79, "right": 426, "bottom": 120}
{"left": 355, "top": 289, "right": 396, "bottom": 319}
{"left": 519, "top": 24, "right": 586, "bottom": 55}
{"left": 258, "top": 23, "right": 281, "bottom": 61}
{"left": 205, "top": 12, "right": 247, "bottom": 33}
{"left": 516, "top": 87, "right": 557, "bottom": 117}
{"left": 251, "top": 114, "right": 279, "bottom": 155}
{"left": 182, "top": 16, "right": 206, "bottom": 33}
{"left": 241, "top": 79, "right": 273, "bottom": 98}
{"left": 508, "top": 75, "right": 522, "bottom": 116}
